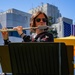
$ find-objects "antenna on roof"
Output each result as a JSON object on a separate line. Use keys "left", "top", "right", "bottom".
{"left": 41, "top": 2, "right": 44, "bottom": 11}
{"left": 32, "top": 3, "right": 34, "bottom": 14}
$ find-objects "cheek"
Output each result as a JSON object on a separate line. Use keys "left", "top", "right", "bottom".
{"left": 35, "top": 22, "right": 40, "bottom": 26}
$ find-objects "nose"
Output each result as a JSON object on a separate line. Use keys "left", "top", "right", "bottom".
{"left": 40, "top": 19, "right": 43, "bottom": 22}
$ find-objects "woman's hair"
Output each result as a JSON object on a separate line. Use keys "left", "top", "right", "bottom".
{"left": 30, "top": 11, "right": 48, "bottom": 32}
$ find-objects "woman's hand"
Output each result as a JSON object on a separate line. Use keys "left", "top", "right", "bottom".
{"left": 1, "top": 27, "right": 9, "bottom": 40}
{"left": 13, "top": 26, "right": 23, "bottom": 35}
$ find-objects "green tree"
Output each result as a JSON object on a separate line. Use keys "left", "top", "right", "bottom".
{"left": 48, "top": 16, "right": 58, "bottom": 38}
{"left": 48, "top": 16, "right": 53, "bottom": 26}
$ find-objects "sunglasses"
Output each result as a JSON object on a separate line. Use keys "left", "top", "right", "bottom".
{"left": 35, "top": 18, "right": 47, "bottom": 22}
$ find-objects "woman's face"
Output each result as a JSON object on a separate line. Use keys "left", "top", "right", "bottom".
{"left": 35, "top": 13, "right": 47, "bottom": 27}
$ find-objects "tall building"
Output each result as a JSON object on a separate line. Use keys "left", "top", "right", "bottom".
{"left": 52, "top": 17, "right": 73, "bottom": 37}
{"left": 28, "top": 3, "right": 61, "bottom": 23}
{"left": 0, "top": 8, "right": 31, "bottom": 45}
{"left": 0, "top": 8, "right": 31, "bottom": 34}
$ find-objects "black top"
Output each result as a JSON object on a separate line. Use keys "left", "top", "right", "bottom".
{"left": 23, "top": 31, "right": 54, "bottom": 42}
{"left": 4, "top": 31, "right": 54, "bottom": 45}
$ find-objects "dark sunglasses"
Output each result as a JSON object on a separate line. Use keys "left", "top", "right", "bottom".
{"left": 35, "top": 18, "right": 47, "bottom": 22}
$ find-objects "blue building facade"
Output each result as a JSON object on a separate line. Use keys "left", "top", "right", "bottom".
{"left": 63, "top": 22, "right": 71, "bottom": 37}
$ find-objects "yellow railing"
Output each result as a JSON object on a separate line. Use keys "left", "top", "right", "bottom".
{"left": 54, "top": 36, "right": 75, "bottom": 69}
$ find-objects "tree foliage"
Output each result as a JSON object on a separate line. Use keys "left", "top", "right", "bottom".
{"left": 48, "top": 16, "right": 58, "bottom": 38}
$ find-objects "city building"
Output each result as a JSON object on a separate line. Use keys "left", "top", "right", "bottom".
{"left": 0, "top": 8, "right": 31, "bottom": 45}
{"left": 52, "top": 17, "right": 73, "bottom": 37}
{"left": 28, "top": 3, "right": 61, "bottom": 23}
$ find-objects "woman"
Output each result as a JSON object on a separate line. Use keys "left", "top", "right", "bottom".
{"left": 1, "top": 11, "right": 54, "bottom": 45}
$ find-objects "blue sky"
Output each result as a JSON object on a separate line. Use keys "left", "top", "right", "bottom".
{"left": 0, "top": 0, "right": 75, "bottom": 23}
